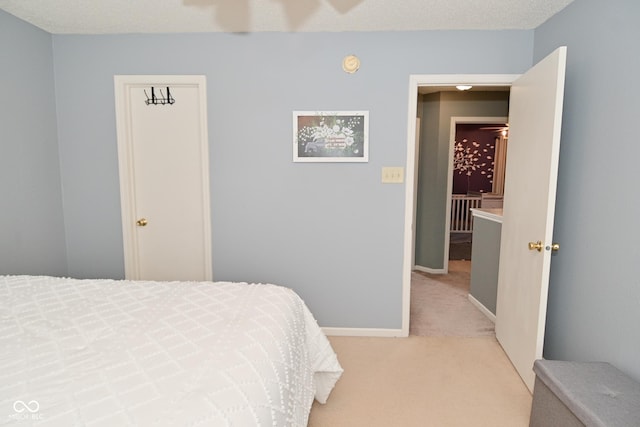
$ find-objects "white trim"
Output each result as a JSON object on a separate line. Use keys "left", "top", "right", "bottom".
{"left": 446, "top": 116, "right": 508, "bottom": 255}
{"left": 411, "top": 117, "right": 421, "bottom": 269}
{"left": 402, "top": 74, "right": 519, "bottom": 337}
{"left": 114, "top": 75, "right": 212, "bottom": 281}
{"left": 471, "top": 208, "right": 504, "bottom": 224}
{"left": 468, "top": 294, "right": 497, "bottom": 323}
{"left": 413, "top": 265, "right": 446, "bottom": 275}
{"left": 444, "top": 116, "right": 506, "bottom": 267}
{"left": 322, "top": 327, "right": 406, "bottom": 337}
{"left": 292, "top": 110, "right": 369, "bottom": 163}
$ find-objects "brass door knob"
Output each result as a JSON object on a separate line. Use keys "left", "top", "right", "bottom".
{"left": 136, "top": 218, "right": 148, "bottom": 227}
{"left": 528, "top": 241, "right": 543, "bottom": 252}
{"left": 528, "top": 241, "right": 560, "bottom": 252}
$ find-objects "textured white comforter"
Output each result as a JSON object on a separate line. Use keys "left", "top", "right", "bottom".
{"left": 0, "top": 276, "right": 342, "bottom": 426}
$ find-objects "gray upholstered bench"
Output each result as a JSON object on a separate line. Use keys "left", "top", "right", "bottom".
{"left": 530, "top": 360, "right": 640, "bottom": 426}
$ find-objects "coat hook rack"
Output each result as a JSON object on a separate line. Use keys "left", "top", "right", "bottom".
{"left": 144, "top": 87, "right": 175, "bottom": 105}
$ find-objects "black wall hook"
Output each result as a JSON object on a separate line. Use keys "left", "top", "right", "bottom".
{"left": 144, "top": 87, "right": 175, "bottom": 105}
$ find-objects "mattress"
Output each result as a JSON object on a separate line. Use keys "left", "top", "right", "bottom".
{"left": 0, "top": 275, "right": 343, "bottom": 426}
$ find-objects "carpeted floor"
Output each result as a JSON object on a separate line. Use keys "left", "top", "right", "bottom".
{"left": 449, "top": 241, "right": 472, "bottom": 260}
{"left": 308, "top": 335, "right": 532, "bottom": 427}
{"left": 307, "top": 260, "right": 531, "bottom": 426}
{"left": 449, "top": 232, "right": 473, "bottom": 260}
{"left": 410, "top": 260, "right": 495, "bottom": 337}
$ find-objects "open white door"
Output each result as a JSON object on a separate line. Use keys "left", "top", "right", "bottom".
{"left": 495, "top": 47, "right": 567, "bottom": 391}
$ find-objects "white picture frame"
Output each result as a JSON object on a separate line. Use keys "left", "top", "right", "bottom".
{"left": 293, "top": 111, "right": 369, "bottom": 162}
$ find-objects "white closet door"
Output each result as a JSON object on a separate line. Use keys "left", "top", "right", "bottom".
{"left": 115, "top": 75, "right": 212, "bottom": 281}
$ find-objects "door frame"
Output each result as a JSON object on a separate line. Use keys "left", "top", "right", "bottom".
{"left": 402, "top": 74, "right": 519, "bottom": 336}
{"left": 114, "top": 75, "right": 213, "bottom": 280}
{"left": 415, "top": 116, "right": 509, "bottom": 275}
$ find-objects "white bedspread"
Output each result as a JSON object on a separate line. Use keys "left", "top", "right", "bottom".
{"left": 0, "top": 276, "right": 342, "bottom": 426}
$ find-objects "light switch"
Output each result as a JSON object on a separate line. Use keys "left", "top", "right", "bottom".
{"left": 382, "top": 167, "right": 404, "bottom": 183}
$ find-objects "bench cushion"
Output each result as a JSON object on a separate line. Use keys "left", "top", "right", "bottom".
{"left": 533, "top": 360, "right": 640, "bottom": 427}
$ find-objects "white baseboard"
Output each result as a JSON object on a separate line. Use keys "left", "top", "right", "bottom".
{"left": 413, "top": 265, "right": 446, "bottom": 275}
{"left": 468, "top": 294, "right": 496, "bottom": 323}
{"left": 322, "top": 327, "right": 407, "bottom": 337}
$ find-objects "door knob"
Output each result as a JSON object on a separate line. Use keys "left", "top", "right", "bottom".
{"left": 528, "top": 241, "right": 543, "bottom": 252}
{"left": 136, "top": 218, "right": 148, "bottom": 227}
{"left": 528, "top": 241, "right": 560, "bottom": 252}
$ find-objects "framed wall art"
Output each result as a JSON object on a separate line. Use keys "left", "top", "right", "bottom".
{"left": 293, "top": 111, "right": 369, "bottom": 162}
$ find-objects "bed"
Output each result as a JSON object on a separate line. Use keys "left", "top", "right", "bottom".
{"left": 0, "top": 275, "right": 343, "bottom": 426}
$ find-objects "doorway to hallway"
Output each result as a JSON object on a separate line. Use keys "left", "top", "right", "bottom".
{"left": 409, "top": 260, "right": 494, "bottom": 337}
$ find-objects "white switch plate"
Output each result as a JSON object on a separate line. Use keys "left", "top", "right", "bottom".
{"left": 382, "top": 167, "right": 404, "bottom": 183}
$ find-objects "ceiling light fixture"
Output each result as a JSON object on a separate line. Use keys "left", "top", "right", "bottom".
{"left": 456, "top": 85, "right": 472, "bottom": 91}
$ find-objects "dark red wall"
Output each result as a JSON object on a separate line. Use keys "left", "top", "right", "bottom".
{"left": 453, "top": 123, "right": 504, "bottom": 194}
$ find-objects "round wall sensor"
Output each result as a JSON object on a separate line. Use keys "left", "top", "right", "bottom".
{"left": 342, "top": 55, "right": 360, "bottom": 73}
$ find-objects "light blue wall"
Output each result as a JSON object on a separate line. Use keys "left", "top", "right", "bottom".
{"left": 534, "top": 0, "right": 640, "bottom": 380}
{"left": 4, "top": 0, "right": 639, "bottom": 379}
{"left": 0, "top": 10, "right": 67, "bottom": 276}
{"left": 51, "top": 30, "right": 533, "bottom": 328}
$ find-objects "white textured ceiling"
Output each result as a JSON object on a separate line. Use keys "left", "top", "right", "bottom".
{"left": 0, "top": 0, "right": 575, "bottom": 34}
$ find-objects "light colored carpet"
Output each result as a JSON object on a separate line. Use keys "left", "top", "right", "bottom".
{"left": 307, "top": 261, "right": 531, "bottom": 426}
{"left": 410, "top": 260, "right": 495, "bottom": 337}
{"left": 308, "top": 336, "right": 532, "bottom": 427}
